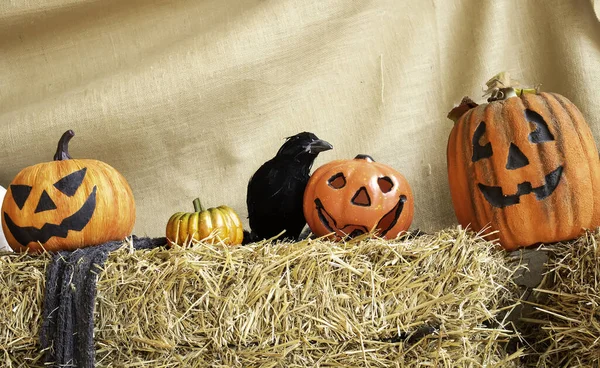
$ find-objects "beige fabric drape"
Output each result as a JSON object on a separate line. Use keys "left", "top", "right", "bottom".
{"left": 1, "top": 0, "right": 599, "bottom": 239}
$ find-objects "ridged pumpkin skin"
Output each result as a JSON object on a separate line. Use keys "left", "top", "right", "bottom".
{"left": 1, "top": 132, "right": 136, "bottom": 253}
{"left": 447, "top": 92, "right": 600, "bottom": 250}
{"left": 166, "top": 202, "right": 243, "bottom": 246}
{"left": 303, "top": 155, "right": 414, "bottom": 240}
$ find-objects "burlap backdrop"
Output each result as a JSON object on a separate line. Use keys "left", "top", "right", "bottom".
{"left": 1, "top": 0, "right": 599, "bottom": 240}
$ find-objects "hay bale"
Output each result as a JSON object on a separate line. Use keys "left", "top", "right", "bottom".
{"left": 1, "top": 228, "right": 522, "bottom": 367}
{"left": 0, "top": 251, "right": 49, "bottom": 367}
{"left": 520, "top": 230, "right": 600, "bottom": 368}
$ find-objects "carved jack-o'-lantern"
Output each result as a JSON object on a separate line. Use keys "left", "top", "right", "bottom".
{"left": 1, "top": 130, "right": 136, "bottom": 253}
{"left": 303, "top": 155, "right": 414, "bottom": 240}
{"left": 447, "top": 73, "right": 600, "bottom": 251}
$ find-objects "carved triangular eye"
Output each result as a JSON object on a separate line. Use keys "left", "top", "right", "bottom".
{"left": 471, "top": 121, "right": 493, "bottom": 162}
{"left": 10, "top": 184, "right": 32, "bottom": 210}
{"left": 526, "top": 109, "right": 555, "bottom": 143}
{"left": 54, "top": 168, "right": 87, "bottom": 197}
{"left": 472, "top": 122, "right": 493, "bottom": 162}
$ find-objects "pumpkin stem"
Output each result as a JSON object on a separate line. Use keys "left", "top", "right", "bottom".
{"left": 355, "top": 154, "right": 375, "bottom": 162}
{"left": 53, "top": 130, "right": 75, "bottom": 161}
{"left": 485, "top": 72, "right": 517, "bottom": 92}
{"left": 484, "top": 72, "right": 540, "bottom": 102}
{"left": 193, "top": 198, "right": 204, "bottom": 212}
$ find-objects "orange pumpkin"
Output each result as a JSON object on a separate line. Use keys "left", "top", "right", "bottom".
{"left": 447, "top": 73, "right": 600, "bottom": 251}
{"left": 303, "top": 154, "right": 414, "bottom": 240}
{"left": 1, "top": 130, "right": 136, "bottom": 253}
{"left": 166, "top": 198, "right": 243, "bottom": 246}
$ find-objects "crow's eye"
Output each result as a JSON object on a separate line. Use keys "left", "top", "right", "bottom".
{"left": 472, "top": 122, "right": 493, "bottom": 162}
{"left": 526, "top": 109, "right": 554, "bottom": 144}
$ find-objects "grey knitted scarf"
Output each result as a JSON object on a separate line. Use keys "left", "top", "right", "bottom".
{"left": 39, "top": 236, "right": 166, "bottom": 367}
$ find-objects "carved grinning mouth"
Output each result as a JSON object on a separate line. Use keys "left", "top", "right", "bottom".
{"left": 314, "top": 195, "right": 407, "bottom": 238}
{"left": 4, "top": 186, "right": 97, "bottom": 247}
{"left": 477, "top": 166, "right": 563, "bottom": 208}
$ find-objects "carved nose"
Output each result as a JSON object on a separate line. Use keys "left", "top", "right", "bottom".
{"left": 351, "top": 187, "right": 371, "bottom": 206}
{"left": 506, "top": 143, "right": 529, "bottom": 170}
{"left": 35, "top": 190, "right": 57, "bottom": 213}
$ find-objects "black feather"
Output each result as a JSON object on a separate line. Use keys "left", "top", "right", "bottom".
{"left": 245, "top": 132, "right": 332, "bottom": 243}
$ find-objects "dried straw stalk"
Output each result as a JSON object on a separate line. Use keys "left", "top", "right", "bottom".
{"left": 2, "top": 228, "right": 522, "bottom": 367}
{"left": 0, "top": 251, "right": 49, "bottom": 367}
{"left": 520, "top": 230, "right": 600, "bottom": 368}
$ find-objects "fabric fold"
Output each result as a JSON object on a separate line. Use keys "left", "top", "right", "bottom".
{"left": 39, "top": 236, "right": 166, "bottom": 367}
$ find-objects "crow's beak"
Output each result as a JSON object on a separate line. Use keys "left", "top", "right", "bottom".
{"left": 307, "top": 139, "right": 333, "bottom": 154}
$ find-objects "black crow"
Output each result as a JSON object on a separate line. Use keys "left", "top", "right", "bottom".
{"left": 245, "top": 132, "right": 333, "bottom": 243}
